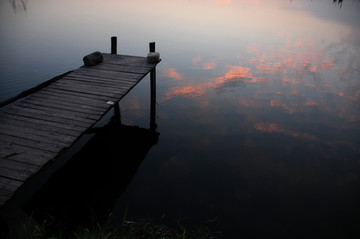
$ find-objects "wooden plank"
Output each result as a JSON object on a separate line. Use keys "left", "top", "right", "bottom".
{"left": 12, "top": 101, "right": 100, "bottom": 121}
{"left": 103, "top": 53, "right": 148, "bottom": 61}
{"left": 60, "top": 77, "right": 132, "bottom": 91}
{"left": 100, "top": 59, "right": 154, "bottom": 70}
{"left": 28, "top": 89, "right": 111, "bottom": 107}
{"left": 46, "top": 84, "right": 122, "bottom": 100}
{"left": 0, "top": 133, "right": 70, "bottom": 153}
{"left": 62, "top": 76, "right": 136, "bottom": 88}
{"left": 0, "top": 159, "right": 40, "bottom": 182}
{"left": 61, "top": 70, "right": 146, "bottom": 103}
{"left": 0, "top": 159, "right": 41, "bottom": 175}
{"left": 15, "top": 101, "right": 103, "bottom": 120}
{"left": 0, "top": 113, "right": 86, "bottom": 133}
{"left": 0, "top": 123, "right": 77, "bottom": 146}
{"left": 0, "top": 177, "right": 22, "bottom": 194}
{"left": 0, "top": 121, "right": 77, "bottom": 142}
{"left": 0, "top": 144, "right": 57, "bottom": 166}
{"left": 33, "top": 89, "right": 111, "bottom": 108}
{"left": 0, "top": 116, "right": 67, "bottom": 135}
{"left": 53, "top": 79, "right": 127, "bottom": 95}
{"left": 103, "top": 54, "right": 157, "bottom": 68}
{"left": 64, "top": 74, "right": 138, "bottom": 88}
{"left": 48, "top": 81, "right": 122, "bottom": 96}
{"left": 6, "top": 105, "right": 97, "bottom": 125}
{"left": 22, "top": 96, "right": 106, "bottom": 116}
{"left": 41, "top": 87, "right": 114, "bottom": 102}
{"left": 3, "top": 110, "right": 91, "bottom": 130}
{"left": 83, "top": 63, "right": 151, "bottom": 74}
{"left": 70, "top": 68, "right": 143, "bottom": 81}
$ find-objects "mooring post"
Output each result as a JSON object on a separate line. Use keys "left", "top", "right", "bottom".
{"left": 149, "top": 42, "right": 156, "bottom": 53}
{"left": 111, "top": 36, "right": 117, "bottom": 54}
{"left": 149, "top": 42, "right": 157, "bottom": 131}
{"left": 111, "top": 36, "right": 121, "bottom": 125}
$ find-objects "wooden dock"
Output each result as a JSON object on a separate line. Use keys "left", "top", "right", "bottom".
{"left": 0, "top": 40, "right": 160, "bottom": 208}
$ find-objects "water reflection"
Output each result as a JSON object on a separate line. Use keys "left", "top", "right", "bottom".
{"left": 24, "top": 121, "right": 159, "bottom": 229}
{"left": 333, "top": 0, "right": 343, "bottom": 8}
{"left": 162, "top": 33, "right": 359, "bottom": 114}
{"left": 253, "top": 122, "right": 318, "bottom": 141}
{"left": 8, "top": 0, "right": 27, "bottom": 13}
{"left": 163, "top": 68, "right": 183, "bottom": 80}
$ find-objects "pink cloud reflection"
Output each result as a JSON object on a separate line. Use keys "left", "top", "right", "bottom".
{"left": 306, "top": 100, "right": 318, "bottom": 106}
{"left": 254, "top": 122, "right": 318, "bottom": 141}
{"left": 164, "top": 85, "right": 206, "bottom": 99}
{"left": 163, "top": 68, "right": 183, "bottom": 80}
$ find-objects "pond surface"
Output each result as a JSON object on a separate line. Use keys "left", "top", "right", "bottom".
{"left": 1, "top": 0, "right": 360, "bottom": 238}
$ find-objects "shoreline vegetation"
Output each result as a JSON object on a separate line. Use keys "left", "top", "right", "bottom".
{"left": 19, "top": 215, "right": 222, "bottom": 239}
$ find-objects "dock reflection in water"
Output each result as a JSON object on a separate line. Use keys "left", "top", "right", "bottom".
{"left": 24, "top": 121, "right": 159, "bottom": 228}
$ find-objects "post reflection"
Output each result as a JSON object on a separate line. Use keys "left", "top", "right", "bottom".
{"left": 8, "top": 0, "right": 27, "bottom": 13}
{"left": 333, "top": 0, "right": 343, "bottom": 8}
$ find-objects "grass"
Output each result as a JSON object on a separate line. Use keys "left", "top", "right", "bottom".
{"left": 19, "top": 214, "right": 222, "bottom": 239}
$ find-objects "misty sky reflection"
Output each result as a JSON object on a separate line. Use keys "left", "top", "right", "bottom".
{"left": 114, "top": 1, "right": 360, "bottom": 237}
{"left": 1, "top": 0, "right": 360, "bottom": 238}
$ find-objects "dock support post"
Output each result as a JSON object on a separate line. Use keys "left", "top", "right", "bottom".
{"left": 111, "top": 36, "right": 121, "bottom": 124}
{"left": 149, "top": 42, "right": 157, "bottom": 131}
{"left": 111, "top": 36, "right": 117, "bottom": 54}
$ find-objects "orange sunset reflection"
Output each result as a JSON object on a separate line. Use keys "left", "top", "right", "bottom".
{"left": 248, "top": 38, "right": 337, "bottom": 77}
{"left": 163, "top": 65, "right": 261, "bottom": 99}
{"left": 163, "top": 68, "right": 183, "bottom": 80}
{"left": 211, "top": 65, "right": 256, "bottom": 85}
{"left": 162, "top": 33, "right": 359, "bottom": 118}
{"left": 164, "top": 85, "right": 206, "bottom": 99}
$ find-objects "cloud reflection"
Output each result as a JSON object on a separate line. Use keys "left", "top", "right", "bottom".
{"left": 162, "top": 34, "right": 359, "bottom": 132}
{"left": 305, "top": 100, "right": 319, "bottom": 107}
{"left": 164, "top": 86, "right": 206, "bottom": 99}
{"left": 214, "top": 65, "right": 254, "bottom": 83}
{"left": 163, "top": 65, "right": 262, "bottom": 99}
{"left": 164, "top": 36, "right": 343, "bottom": 101}
{"left": 163, "top": 68, "right": 183, "bottom": 80}
{"left": 254, "top": 122, "right": 319, "bottom": 141}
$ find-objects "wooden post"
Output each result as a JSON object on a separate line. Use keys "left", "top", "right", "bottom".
{"left": 113, "top": 102, "right": 121, "bottom": 125}
{"left": 149, "top": 42, "right": 156, "bottom": 53}
{"left": 111, "top": 36, "right": 117, "bottom": 54}
{"left": 111, "top": 36, "right": 121, "bottom": 124}
{"left": 149, "top": 42, "right": 157, "bottom": 131}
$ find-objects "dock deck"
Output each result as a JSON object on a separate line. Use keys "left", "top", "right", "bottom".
{"left": 0, "top": 52, "right": 159, "bottom": 207}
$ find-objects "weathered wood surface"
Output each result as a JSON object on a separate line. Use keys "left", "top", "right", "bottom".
{"left": 0, "top": 53, "right": 158, "bottom": 207}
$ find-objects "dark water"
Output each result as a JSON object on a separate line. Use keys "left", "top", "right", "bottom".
{"left": 1, "top": 0, "right": 360, "bottom": 238}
